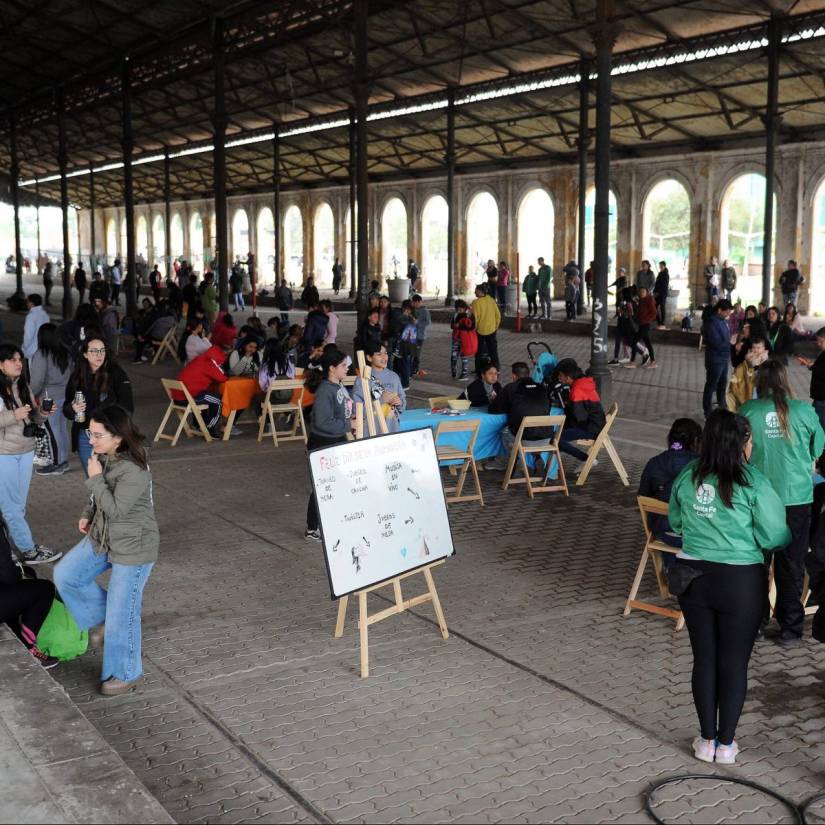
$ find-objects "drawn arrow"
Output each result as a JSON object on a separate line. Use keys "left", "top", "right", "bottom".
{"left": 404, "top": 517, "right": 414, "bottom": 525}
{"left": 407, "top": 488, "right": 420, "bottom": 499}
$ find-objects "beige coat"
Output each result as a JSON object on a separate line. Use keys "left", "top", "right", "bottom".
{"left": 0, "top": 378, "right": 44, "bottom": 456}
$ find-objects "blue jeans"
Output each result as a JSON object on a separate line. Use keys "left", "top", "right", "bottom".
{"left": 0, "top": 452, "right": 35, "bottom": 552}
{"left": 814, "top": 400, "right": 825, "bottom": 434}
{"left": 54, "top": 537, "right": 154, "bottom": 682}
{"left": 703, "top": 360, "right": 728, "bottom": 417}
{"left": 77, "top": 427, "right": 93, "bottom": 477}
{"left": 233, "top": 292, "right": 245, "bottom": 310}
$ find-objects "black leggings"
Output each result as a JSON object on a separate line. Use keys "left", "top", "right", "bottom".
{"left": 678, "top": 559, "right": 766, "bottom": 745}
{"left": 306, "top": 433, "right": 349, "bottom": 531}
{"left": 0, "top": 579, "right": 55, "bottom": 647}
{"left": 631, "top": 324, "right": 654, "bottom": 362}
{"left": 771, "top": 504, "right": 810, "bottom": 637}
{"left": 526, "top": 294, "right": 537, "bottom": 316}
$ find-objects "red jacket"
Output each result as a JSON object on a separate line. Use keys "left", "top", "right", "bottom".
{"left": 173, "top": 345, "right": 227, "bottom": 401}
{"left": 566, "top": 376, "right": 606, "bottom": 435}
{"left": 451, "top": 312, "right": 478, "bottom": 356}
{"left": 637, "top": 295, "right": 657, "bottom": 326}
{"left": 210, "top": 320, "right": 237, "bottom": 350}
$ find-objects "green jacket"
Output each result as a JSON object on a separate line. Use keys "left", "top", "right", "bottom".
{"left": 82, "top": 454, "right": 159, "bottom": 566}
{"left": 537, "top": 264, "right": 552, "bottom": 290}
{"left": 740, "top": 397, "right": 825, "bottom": 505}
{"left": 669, "top": 461, "right": 790, "bottom": 565}
{"left": 522, "top": 272, "right": 539, "bottom": 295}
{"left": 201, "top": 282, "right": 218, "bottom": 313}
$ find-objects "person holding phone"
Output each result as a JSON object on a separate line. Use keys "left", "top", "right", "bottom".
{"left": 0, "top": 343, "right": 61, "bottom": 565}
{"left": 54, "top": 406, "right": 158, "bottom": 696}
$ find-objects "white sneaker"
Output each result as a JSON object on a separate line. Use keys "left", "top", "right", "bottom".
{"left": 715, "top": 741, "right": 739, "bottom": 764}
{"left": 21, "top": 545, "right": 63, "bottom": 565}
{"left": 692, "top": 737, "right": 716, "bottom": 763}
{"left": 575, "top": 459, "right": 597, "bottom": 475}
{"left": 304, "top": 528, "right": 322, "bottom": 542}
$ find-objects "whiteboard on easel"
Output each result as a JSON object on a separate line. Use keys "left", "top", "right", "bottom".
{"left": 309, "top": 428, "right": 455, "bottom": 599}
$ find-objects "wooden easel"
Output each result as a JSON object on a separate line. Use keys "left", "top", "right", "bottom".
{"left": 332, "top": 351, "right": 451, "bottom": 678}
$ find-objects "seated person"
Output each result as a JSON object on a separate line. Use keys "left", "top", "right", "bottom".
{"left": 357, "top": 307, "right": 384, "bottom": 354}
{"left": 210, "top": 312, "right": 237, "bottom": 350}
{"left": 460, "top": 359, "right": 502, "bottom": 407}
{"left": 638, "top": 418, "right": 703, "bottom": 550}
{"left": 173, "top": 341, "right": 233, "bottom": 437}
{"left": 133, "top": 301, "right": 177, "bottom": 363}
{"left": 488, "top": 361, "right": 553, "bottom": 469}
{"left": 226, "top": 336, "right": 262, "bottom": 377}
{"left": 731, "top": 317, "right": 769, "bottom": 367}
{"left": 181, "top": 319, "right": 211, "bottom": 363}
{"left": 266, "top": 316, "right": 282, "bottom": 340}
{"left": 554, "top": 358, "right": 606, "bottom": 470}
{"left": 351, "top": 340, "right": 406, "bottom": 432}
{"left": 726, "top": 334, "right": 769, "bottom": 411}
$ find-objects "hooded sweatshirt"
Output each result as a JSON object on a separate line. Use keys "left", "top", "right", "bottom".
{"left": 565, "top": 376, "right": 606, "bottom": 435}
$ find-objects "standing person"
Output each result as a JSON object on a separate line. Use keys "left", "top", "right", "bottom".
{"left": 766, "top": 306, "right": 793, "bottom": 365}
{"left": 654, "top": 261, "right": 670, "bottom": 328}
{"left": 741, "top": 360, "right": 825, "bottom": 646}
{"left": 74, "top": 262, "right": 87, "bottom": 305}
{"left": 54, "top": 405, "right": 158, "bottom": 696}
{"left": 149, "top": 265, "right": 162, "bottom": 304}
{"left": 584, "top": 261, "right": 595, "bottom": 307}
{"left": 110, "top": 259, "right": 122, "bottom": 306}
{"left": 229, "top": 264, "right": 245, "bottom": 312}
{"left": 668, "top": 410, "right": 790, "bottom": 764}
{"left": 276, "top": 278, "right": 294, "bottom": 324}
{"left": 411, "top": 294, "right": 430, "bottom": 376}
{"left": 64, "top": 337, "right": 134, "bottom": 476}
{"left": 181, "top": 273, "right": 199, "bottom": 320}
{"left": 537, "top": 257, "right": 553, "bottom": 319}
{"left": 635, "top": 260, "right": 655, "bottom": 294}
{"left": 332, "top": 257, "right": 343, "bottom": 295}
{"left": 357, "top": 307, "right": 383, "bottom": 354}
{"left": 797, "top": 326, "right": 825, "bottom": 432}
{"left": 42, "top": 262, "right": 54, "bottom": 307}
{"left": 496, "top": 261, "right": 510, "bottom": 312}
{"left": 0, "top": 343, "right": 61, "bottom": 565}
{"left": 721, "top": 260, "right": 737, "bottom": 301}
{"left": 564, "top": 274, "right": 577, "bottom": 320}
{"left": 29, "top": 324, "right": 72, "bottom": 476}
{"left": 93, "top": 296, "right": 120, "bottom": 353}
{"left": 88, "top": 271, "right": 109, "bottom": 304}
{"left": 201, "top": 271, "right": 218, "bottom": 327}
{"left": 406, "top": 259, "right": 420, "bottom": 296}
{"left": 779, "top": 260, "right": 804, "bottom": 308}
{"left": 625, "top": 286, "right": 657, "bottom": 369}
{"left": 320, "top": 299, "right": 339, "bottom": 345}
{"left": 609, "top": 287, "right": 637, "bottom": 365}
{"left": 608, "top": 267, "right": 629, "bottom": 313}
{"left": 701, "top": 299, "right": 733, "bottom": 419}
{"left": 22, "top": 295, "right": 50, "bottom": 361}
{"left": 304, "top": 348, "right": 352, "bottom": 541}
{"left": 300, "top": 276, "right": 319, "bottom": 308}
{"left": 450, "top": 300, "right": 477, "bottom": 381}
{"left": 522, "top": 265, "right": 539, "bottom": 317}
{"left": 484, "top": 260, "right": 498, "bottom": 296}
{"left": 704, "top": 256, "right": 721, "bottom": 304}
{"left": 471, "top": 284, "right": 501, "bottom": 373}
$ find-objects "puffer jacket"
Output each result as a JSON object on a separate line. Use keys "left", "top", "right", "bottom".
{"left": 81, "top": 453, "right": 159, "bottom": 566}
{"left": 565, "top": 376, "right": 606, "bottom": 436}
{"left": 0, "top": 378, "right": 45, "bottom": 456}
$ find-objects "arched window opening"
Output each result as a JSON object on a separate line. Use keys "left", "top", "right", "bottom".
{"left": 284, "top": 205, "right": 303, "bottom": 285}
{"left": 581, "top": 189, "right": 617, "bottom": 276}
{"left": 313, "top": 203, "right": 335, "bottom": 288}
{"left": 381, "top": 198, "right": 408, "bottom": 280}
{"left": 231, "top": 209, "right": 249, "bottom": 265}
{"left": 106, "top": 218, "right": 117, "bottom": 262}
{"left": 170, "top": 214, "right": 184, "bottom": 263}
{"left": 516, "top": 189, "right": 554, "bottom": 288}
{"left": 189, "top": 213, "right": 204, "bottom": 273}
{"left": 466, "top": 191, "right": 499, "bottom": 285}
{"left": 345, "top": 206, "right": 358, "bottom": 286}
{"left": 119, "top": 218, "right": 127, "bottom": 261}
{"left": 643, "top": 179, "right": 691, "bottom": 308}
{"left": 256, "top": 207, "right": 275, "bottom": 285}
{"left": 421, "top": 195, "right": 448, "bottom": 297}
{"left": 810, "top": 182, "right": 825, "bottom": 314}
{"left": 152, "top": 215, "right": 165, "bottom": 275}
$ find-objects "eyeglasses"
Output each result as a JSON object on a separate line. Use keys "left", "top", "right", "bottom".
{"left": 87, "top": 348, "right": 106, "bottom": 356}
{"left": 85, "top": 430, "right": 111, "bottom": 441}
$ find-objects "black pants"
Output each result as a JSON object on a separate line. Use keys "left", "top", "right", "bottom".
{"left": 630, "top": 324, "right": 654, "bottom": 362}
{"left": 476, "top": 332, "right": 499, "bottom": 373}
{"left": 111, "top": 283, "right": 121, "bottom": 304}
{"left": 526, "top": 294, "right": 537, "bottom": 316}
{"left": 306, "top": 433, "right": 349, "bottom": 531}
{"left": 44, "top": 280, "right": 53, "bottom": 306}
{"left": 76, "top": 286, "right": 86, "bottom": 304}
{"left": 771, "top": 504, "right": 810, "bottom": 637}
{"left": 703, "top": 359, "right": 728, "bottom": 417}
{"left": 678, "top": 559, "right": 766, "bottom": 745}
{"left": 0, "top": 579, "right": 55, "bottom": 647}
{"left": 655, "top": 292, "right": 667, "bottom": 326}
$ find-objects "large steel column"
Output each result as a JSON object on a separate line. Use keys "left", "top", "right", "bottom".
{"left": 57, "top": 89, "right": 72, "bottom": 320}
{"left": 348, "top": 112, "right": 357, "bottom": 300}
{"left": 446, "top": 88, "right": 456, "bottom": 304}
{"left": 9, "top": 114, "right": 23, "bottom": 297}
{"left": 122, "top": 60, "right": 137, "bottom": 318}
{"left": 590, "top": 0, "right": 615, "bottom": 400}
{"left": 762, "top": 15, "right": 781, "bottom": 306}
{"left": 354, "top": 0, "right": 370, "bottom": 316}
{"left": 164, "top": 150, "right": 171, "bottom": 276}
{"left": 35, "top": 180, "right": 41, "bottom": 275}
{"left": 577, "top": 61, "right": 590, "bottom": 314}
{"left": 89, "top": 166, "right": 96, "bottom": 273}
{"left": 212, "top": 16, "right": 229, "bottom": 311}
{"left": 273, "top": 127, "right": 281, "bottom": 284}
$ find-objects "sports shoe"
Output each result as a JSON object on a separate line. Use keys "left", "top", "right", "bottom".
{"left": 30, "top": 647, "right": 59, "bottom": 670}
{"left": 715, "top": 741, "right": 739, "bottom": 764}
{"left": 35, "top": 462, "right": 68, "bottom": 476}
{"left": 692, "top": 736, "right": 715, "bottom": 763}
{"left": 21, "top": 545, "right": 62, "bottom": 565}
{"left": 574, "top": 458, "right": 598, "bottom": 475}
{"left": 607, "top": 359, "right": 620, "bottom": 365}
{"left": 230, "top": 426, "right": 243, "bottom": 436}
{"left": 304, "top": 528, "right": 322, "bottom": 542}
{"left": 459, "top": 374, "right": 471, "bottom": 381}
{"left": 99, "top": 675, "right": 145, "bottom": 696}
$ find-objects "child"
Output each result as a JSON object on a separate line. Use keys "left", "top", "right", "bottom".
{"left": 395, "top": 300, "right": 418, "bottom": 389}
{"left": 410, "top": 294, "right": 431, "bottom": 376}
{"left": 564, "top": 278, "right": 577, "bottom": 320}
{"left": 450, "top": 300, "right": 477, "bottom": 380}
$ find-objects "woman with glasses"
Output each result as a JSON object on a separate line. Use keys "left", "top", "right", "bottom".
{"left": 63, "top": 336, "right": 133, "bottom": 476}
{"left": 54, "top": 405, "right": 158, "bottom": 696}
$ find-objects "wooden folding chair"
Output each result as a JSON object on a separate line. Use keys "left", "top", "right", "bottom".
{"left": 433, "top": 418, "right": 484, "bottom": 506}
{"left": 624, "top": 496, "right": 684, "bottom": 629}
{"left": 768, "top": 562, "right": 817, "bottom": 617}
{"left": 501, "top": 415, "right": 568, "bottom": 499}
{"left": 150, "top": 325, "right": 180, "bottom": 365}
{"left": 429, "top": 395, "right": 457, "bottom": 410}
{"left": 154, "top": 378, "right": 213, "bottom": 446}
{"left": 574, "top": 402, "right": 629, "bottom": 487}
{"left": 257, "top": 379, "right": 307, "bottom": 446}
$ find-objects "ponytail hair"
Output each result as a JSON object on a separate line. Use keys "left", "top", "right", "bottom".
{"left": 755, "top": 358, "right": 793, "bottom": 438}
{"left": 304, "top": 346, "right": 347, "bottom": 393}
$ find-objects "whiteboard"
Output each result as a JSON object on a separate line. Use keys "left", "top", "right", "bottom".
{"left": 308, "top": 428, "right": 456, "bottom": 599}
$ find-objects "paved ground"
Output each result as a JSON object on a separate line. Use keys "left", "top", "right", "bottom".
{"left": 3, "top": 287, "right": 825, "bottom": 824}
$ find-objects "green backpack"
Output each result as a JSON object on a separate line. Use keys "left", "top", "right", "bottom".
{"left": 36, "top": 599, "right": 88, "bottom": 661}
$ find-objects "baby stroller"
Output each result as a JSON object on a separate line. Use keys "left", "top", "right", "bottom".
{"left": 527, "top": 341, "right": 557, "bottom": 385}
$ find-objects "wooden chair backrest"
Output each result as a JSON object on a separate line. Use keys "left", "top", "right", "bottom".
{"left": 434, "top": 417, "right": 481, "bottom": 456}
{"left": 160, "top": 377, "right": 196, "bottom": 407}
{"left": 604, "top": 402, "right": 619, "bottom": 432}
{"left": 514, "top": 414, "right": 565, "bottom": 449}
{"left": 264, "top": 377, "right": 305, "bottom": 407}
{"left": 637, "top": 495, "right": 669, "bottom": 544}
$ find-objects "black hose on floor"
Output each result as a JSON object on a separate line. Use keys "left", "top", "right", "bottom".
{"left": 644, "top": 773, "right": 805, "bottom": 825}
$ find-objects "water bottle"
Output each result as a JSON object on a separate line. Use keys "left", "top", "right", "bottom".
{"left": 41, "top": 390, "right": 54, "bottom": 413}
{"left": 74, "top": 391, "right": 86, "bottom": 424}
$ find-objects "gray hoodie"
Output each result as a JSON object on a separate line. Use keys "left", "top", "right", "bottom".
{"left": 310, "top": 380, "right": 352, "bottom": 438}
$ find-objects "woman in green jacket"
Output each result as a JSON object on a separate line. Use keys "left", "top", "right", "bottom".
{"left": 669, "top": 410, "right": 790, "bottom": 765}
{"left": 54, "top": 405, "right": 158, "bottom": 696}
{"left": 740, "top": 359, "right": 825, "bottom": 644}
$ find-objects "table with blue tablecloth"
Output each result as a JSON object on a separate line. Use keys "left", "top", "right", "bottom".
{"left": 399, "top": 406, "right": 564, "bottom": 472}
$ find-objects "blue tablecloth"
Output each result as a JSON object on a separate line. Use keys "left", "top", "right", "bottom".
{"left": 400, "top": 406, "right": 564, "bottom": 471}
